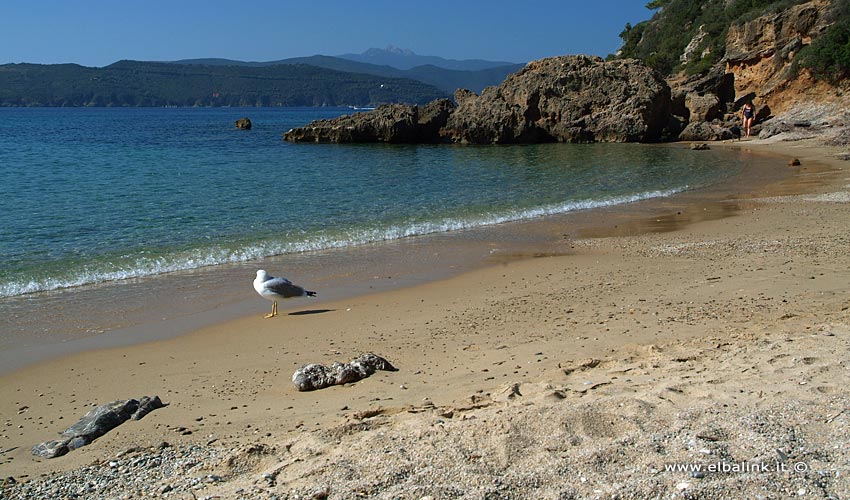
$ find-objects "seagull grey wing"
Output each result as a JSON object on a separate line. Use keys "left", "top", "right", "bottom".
{"left": 265, "top": 278, "right": 307, "bottom": 298}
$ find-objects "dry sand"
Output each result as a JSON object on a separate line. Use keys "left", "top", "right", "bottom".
{"left": 1, "top": 138, "right": 849, "bottom": 499}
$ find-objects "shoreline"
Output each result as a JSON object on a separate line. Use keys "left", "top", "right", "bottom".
{"left": 0, "top": 142, "right": 811, "bottom": 376}
{"left": 1, "top": 138, "right": 849, "bottom": 498}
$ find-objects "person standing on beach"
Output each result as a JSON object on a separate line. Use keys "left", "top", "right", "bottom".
{"left": 741, "top": 102, "right": 755, "bottom": 138}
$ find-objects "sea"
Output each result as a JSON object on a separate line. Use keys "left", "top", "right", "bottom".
{"left": 0, "top": 107, "right": 753, "bottom": 299}
{"left": 0, "top": 107, "right": 770, "bottom": 371}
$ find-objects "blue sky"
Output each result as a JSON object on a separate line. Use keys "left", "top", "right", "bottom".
{"left": 1, "top": 1, "right": 655, "bottom": 67}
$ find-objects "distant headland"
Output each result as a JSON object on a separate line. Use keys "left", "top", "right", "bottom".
{"left": 0, "top": 48, "right": 522, "bottom": 108}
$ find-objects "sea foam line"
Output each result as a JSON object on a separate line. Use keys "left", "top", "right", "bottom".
{"left": 0, "top": 187, "right": 685, "bottom": 297}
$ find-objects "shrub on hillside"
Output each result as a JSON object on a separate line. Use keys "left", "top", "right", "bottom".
{"left": 797, "top": 18, "right": 850, "bottom": 81}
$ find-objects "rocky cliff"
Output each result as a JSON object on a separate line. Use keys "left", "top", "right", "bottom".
{"left": 667, "top": 0, "right": 845, "bottom": 141}
{"left": 724, "top": 0, "right": 834, "bottom": 105}
{"left": 285, "top": 56, "right": 671, "bottom": 144}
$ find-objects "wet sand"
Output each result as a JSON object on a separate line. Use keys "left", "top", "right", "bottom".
{"left": 1, "top": 139, "right": 849, "bottom": 498}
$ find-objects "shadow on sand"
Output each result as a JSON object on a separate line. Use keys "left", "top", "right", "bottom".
{"left": 288, "top": 309, "right": 335, "bottom": 316}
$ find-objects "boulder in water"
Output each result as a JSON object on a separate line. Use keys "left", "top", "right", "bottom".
{"left": 235, "top": 117, "right": 252, "bottom": 130}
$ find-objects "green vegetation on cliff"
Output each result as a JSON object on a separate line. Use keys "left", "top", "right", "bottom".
{"left": 0, "top": 61, "right": 447, "bottom": 107}
{"left": 617, "top": 0, "right": 811, "bottom": 75}
{"left": 797, "top": 3, "right": 850, "bottom": 81}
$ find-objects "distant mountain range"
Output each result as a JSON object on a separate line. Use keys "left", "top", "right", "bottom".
{"left": 172, "top": 48, "right": 525, "bottom": 94}
{"left": 337, "top": 46, "right": 518, "bottom": 71}
{"left": 0, "top": 47, "right": 525, "bottom": 107}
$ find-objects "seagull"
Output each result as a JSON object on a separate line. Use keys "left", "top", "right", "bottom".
{"left": 253, "top": 270, "right": 316, "bottom": 319}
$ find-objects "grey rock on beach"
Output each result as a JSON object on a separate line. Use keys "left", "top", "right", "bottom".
{"left": 32, "top": 396, "right": 164, "bottom": 458}
{"left": 292, "top": 353, "right": 398, "bottom": 391}
{"left": 680, "top": 121, "right": 736, "bottom": 142}
{"left": 132, "top": 395, "right": 165, "bottom": 420}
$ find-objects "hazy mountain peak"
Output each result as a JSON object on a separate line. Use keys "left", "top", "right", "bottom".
{"left": 377, "top": 45, "right": 416, "bottom": 56}
{"left": 338, "top": 47, "right": 519, "bottom": 72}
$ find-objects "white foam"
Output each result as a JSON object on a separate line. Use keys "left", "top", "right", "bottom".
{"left": 0, "top": 187, "right": 686, "bottom": 298}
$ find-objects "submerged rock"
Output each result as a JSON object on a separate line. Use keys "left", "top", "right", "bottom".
{"left": 292, "top": 353, "right": 398, "bottom": 391}
{"left": 32, "top": 396, "right": 165, "bottom": 458}
{"left": 235, "top": 117, "right": 252, "bottom": 130}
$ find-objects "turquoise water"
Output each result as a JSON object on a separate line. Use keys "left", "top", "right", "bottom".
{"left": 0, "top": 107, "right": 746, "bottom": 298}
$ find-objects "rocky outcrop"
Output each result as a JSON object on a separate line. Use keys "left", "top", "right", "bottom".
{"left": 285, "top": 56, "right": 672, "bottom": 144}
{"left": 416, "top": 99, "right": 457, "bottom": 139}
{"left": 292, "top": 353, "right": 398, "bottom": 391}
{"left": 453, "top": 88, "right": 478, "bottom": 106}
{"left": 442, "top": 56, "right": 671, "bottom": 144}
{"left": 32, "top": 396, "right": 165, "bottom": 458}
{"left": 283, "top": 99, "right": 455, "bottom": 143}
{"left": 668, "top": 67, "right": 742, "bottom": 140}
{"left": 235, "top": 117, "right": 252, "bottom": 130}
{"left": 681, "top": 25, "right": 710, "bottom": 65}
{"left": 670, "top": 69, "right": 736, "bottom": 120}
{"left": 724, "top": 0, "right": 834, "bottom": 111}
{"left": 685, "top": 93, "right": 722, "bottom": 122}
{"left": 757, "top": 102, "right": 850, "bottom": 141}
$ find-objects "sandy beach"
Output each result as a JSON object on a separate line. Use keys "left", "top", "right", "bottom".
{"left": 1, "top": 138, "right": 849, "bottom": 499}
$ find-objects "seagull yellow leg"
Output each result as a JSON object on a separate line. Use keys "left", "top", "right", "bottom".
{"left": 264, "top": 300, "right": 278, "bottom": 319}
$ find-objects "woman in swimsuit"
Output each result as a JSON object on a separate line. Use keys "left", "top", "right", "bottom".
{"left": 741, "top": 102, "right": 755, "bottom": 138}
